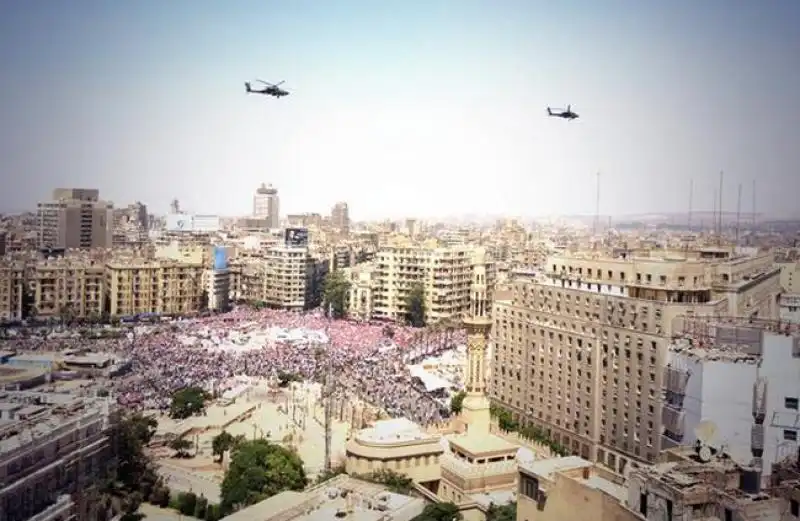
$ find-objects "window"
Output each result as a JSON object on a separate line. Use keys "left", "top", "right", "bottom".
{"left": 785, "top": 397, "right": 799, "bottom": 410}
{"left": 784, "top": 430, "right": 798, "bottom": 441}
{"left": 520, "top": 475, "right": 538, "bottom": 499}
{"left": 790, "top": 499, "right": 798, "bottom": 517}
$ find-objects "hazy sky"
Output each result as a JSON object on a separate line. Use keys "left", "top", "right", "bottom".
{"left": 1, "top": 1, "right": 799, "bottom": 220}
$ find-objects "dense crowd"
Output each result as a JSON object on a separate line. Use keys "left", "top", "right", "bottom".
{"left": 3, "top": 308, "right": 467, "bottom": 426}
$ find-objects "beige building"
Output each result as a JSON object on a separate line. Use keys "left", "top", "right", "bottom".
{"left": 345, "top": 418, "right": 444, "bottom": 486}
{"left": 0, "top": 263, "right": 25, "bottom": 322}
{"left": 105, "top": 258, "right": 205, "bottom": 317}
{"left": 517, "top": 456, "right": 632, "bottom": 521}
{"left": 0, "top": 391, "right": 117, "bottom": 521}
{"left": 331, "top": 202, "right": 350, "bottom": 234}
{"left": 253, "top": 183, "right": 280, "bottom": 228}
{"left": 230, "top": 246, "right": 328, "bottom": 310}
{"left": 344, "top": 263, "right": 380, "bottom": 320}
{"left": 366, "top": 239, "right": 495, "bottom": 324}
{"left": 112, "top": 201, "right": 149, "bottom": 245}
{"left": 28, "top": 258, "right": 105, "bottom": 320}
{"left": 37, "top": 188, "right": 113, "bottom": 249}
{"left": 491, "top": 247, "right": 782, "bottom": 475}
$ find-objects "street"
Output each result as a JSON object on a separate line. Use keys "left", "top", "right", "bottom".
{"left": 157, "top": 463, "right": 221, "bottom": 504}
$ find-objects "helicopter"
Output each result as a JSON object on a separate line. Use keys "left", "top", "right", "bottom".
{"left": 547, "top": 105, "right": 579, "bottom": 120}
{"left": 245, "top": 80, "right": 289, "bottom": 98}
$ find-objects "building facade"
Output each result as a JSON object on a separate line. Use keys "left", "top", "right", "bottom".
{"left": 490, "top": 248, "right": 782, "bottom": 476}
{"left": 253, "top": 184, "right": 280, "bottom": 229}
{"left": 0, "top": 392, "right": 117, "bottom": 521}
{"left": 331, "top": 202, "right": 350, "bottom": 234}
{"left": 663, "top": 320, "right": 800, "bottom": 479}
{"left": 37, "top": 189, "right": 113, "bottom": 249}
{"left": 368, "top": 239, "right": 495, "bottom": 324}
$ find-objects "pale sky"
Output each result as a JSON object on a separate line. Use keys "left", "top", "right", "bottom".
{"left": 1, "top": 1, "right": 799, "bottom": 220}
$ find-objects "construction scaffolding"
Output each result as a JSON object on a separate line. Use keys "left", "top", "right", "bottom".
{"left": 672, "top": 315, "right": 799, "bottom": 352}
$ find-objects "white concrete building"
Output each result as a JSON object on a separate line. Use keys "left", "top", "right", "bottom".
{"left": 662, "top": 318, "right": 800, "bottom": 480}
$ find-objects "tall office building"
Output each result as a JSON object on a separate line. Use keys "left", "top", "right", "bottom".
{"left": 490, "top": 248, "right": 781, "bottom": 475}
{"left": 253, "top": 183, "right": 280, "bottom": 228}
{"left": 331, "top": 202, "right": 350, "bottom": 234}
{"left": 37, "top": 188, "right": 113, "bottom": 249}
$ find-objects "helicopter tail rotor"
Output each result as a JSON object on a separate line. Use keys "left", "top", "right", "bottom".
{"left": 245, "top": 82, "right": 251, "bottom": 92}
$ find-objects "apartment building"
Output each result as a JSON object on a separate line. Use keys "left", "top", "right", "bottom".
{"left": 491, "top": 248, "right": 781, "bottom": 475}
{"left": 0, "top": 264, "right": 24, "bottom": 322}
{"left": 662, "top": 319, "right": 800, "bottom": 479}
{"left": 252, "top": 183, "right": 280, "bottom": 228}
{"left": 369, "top": 239, "right": 495, "bottom": 324}
{"left": 330, "top": 202, "right": 350, "bottom": 234}
{"left": 0, "top": 391, "right": 116, "bottom": 521}
{"left": 37, "top": 188, "right": 113, "bottom": 249}
{"left": 112, "top": 202, "right": 149, "bottom": 246}
{"left": 105, "top": 259, "right": 206, "bottom": 317}
{"left": 28, "top": 258, "right": 105, "bottom": 320}
{"left": 230, "top": 246, "right": 328, "bottom": 310}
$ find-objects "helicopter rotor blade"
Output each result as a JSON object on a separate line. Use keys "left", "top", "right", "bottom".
{"left": 274, "top": 81, "right": 285, "bottom": 87}
{"left": 255, "top": 79, "right": 272, "bottom": 86}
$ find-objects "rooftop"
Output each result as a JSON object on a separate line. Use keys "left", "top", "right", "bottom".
{"left": 519, "top": 455, "right": 592, "bottom": 480}
{"left": 449, "top": 432, "right": 518, "bottom": 455}
{"left": 0, "top": 391, "right": 112, "bottom": 456}
{"left": 223, "top": 475, "right": 425, "bottom": 521}
{"left": 355, "top": 418, "right": 433, "bottom": 445}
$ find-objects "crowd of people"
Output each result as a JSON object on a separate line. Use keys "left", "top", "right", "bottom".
{"left": 3, "top": 307, "right": 468, "bottom": 426}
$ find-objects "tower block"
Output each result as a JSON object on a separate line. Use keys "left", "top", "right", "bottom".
{"left": 461, "top": 315, "right": 493, "bottom": 436}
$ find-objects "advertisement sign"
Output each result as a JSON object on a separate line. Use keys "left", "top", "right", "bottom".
{"left": 213, "top": 246, "right": 228, "bottom": 270}
{"left": 166, "top": 213, "right": 194, "bottom": 232}
{"left": 193, "top": 214, "right": 221, "bottom": 233}
{"left": 284, "top": 227, "right": 309, "bottom": 247}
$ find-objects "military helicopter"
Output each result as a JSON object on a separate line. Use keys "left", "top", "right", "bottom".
{"left": 245, "top": 80, "right": 289, "bottom": 98}
{"left": 547, "top": 105, "right": 579, "bottom": 120}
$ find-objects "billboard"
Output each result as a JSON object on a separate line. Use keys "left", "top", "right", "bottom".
{"left": 193, "top": 214, "right": 221, "bottom": 233}
{"left": 213, "top": 246, "right": 228, "bottom": 270}
{"left": 166, "top": 213, "right": 194, "bottom": 232}
{"left": 285, "top": 227, "right": 309, "bottom": 247}
{"left": 165, "top": 214, "right": 220, "bottom": 233}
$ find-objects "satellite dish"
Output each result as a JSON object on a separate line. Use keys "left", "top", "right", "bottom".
{"left": 695, "top": 420, "right": 719, "bottom": 447}
{"left": 698, "top": 445, "right": 713, "bottom": 462}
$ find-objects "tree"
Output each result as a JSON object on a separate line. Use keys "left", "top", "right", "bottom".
{"left": 194, "top": 495, "right": 209, "bottom": 519}
{"left": 220, "top": 439, "right": 307, "bottom": 512}
{"left": 212, "top": 431, "right": 236, "bottom": 462}
{"left": 411, "top": 502, "right": 462, "bottom": 521}
{"left": 322, "top": 270, "right": 351, "bottom": 319}
{"left": 169, "top": 386, "right": 210, "bottom": 419}
{"left": 405, "top": 283, "right": 426, "bottom": 327}
{"left": 315, "top": 464, "right": 346, "bottom": 484}
{"left": 450, "top": 391, "right": 467, "bottom": 414}
{"left": 486, "top": 502, "right": 516, "bottom": 521}
{"left": 168, "top": 436, "right": 194, "bottom": 458}
{"left": 358, "top": 469, "right": 413, "bottom": 494}
{"left": 177, "top": 492, "right": 198, "bottom": 516}
{"left": 95, "top": 412, "right": 161, "bottom": 521}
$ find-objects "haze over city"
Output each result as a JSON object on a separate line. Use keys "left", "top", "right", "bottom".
{"left": 1, "top": 1, "right": 799, "bottom": 219}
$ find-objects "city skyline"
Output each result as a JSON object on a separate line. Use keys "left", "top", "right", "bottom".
{"left": 1, "top": 1, "right": 799, "bottom": 219}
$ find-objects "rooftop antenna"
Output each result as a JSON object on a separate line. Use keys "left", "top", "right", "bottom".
{"left": 735, "top": 183, "right": 742, "bottom": 245}
{"left": 751, "top": 179, "right": 757, "bottom": 230}
{"left": 717, "top": 171, "right": 724, "bottom": 244}
{"left": 688, "top": 178, "right": 694, "bottom": 232}
{"left": 593, "top": 171, "right": 600, "bottom": 237}
{"left": 711, "top": 186, "right": 717, "bottom": 236}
